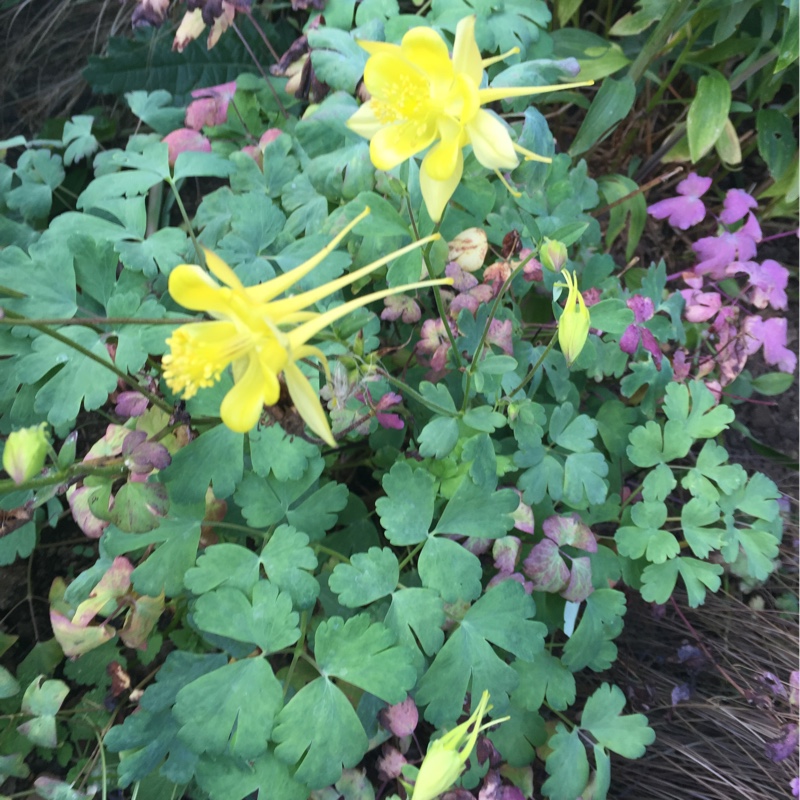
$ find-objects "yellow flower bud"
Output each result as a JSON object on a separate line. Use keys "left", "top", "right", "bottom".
{"left": 411, "top": 691, "right": 508, "bottom": 800}
{"left": 3, "top": 424, "right": 49, "bottom": 485}
{"left": 557, "top": 270, "right": 591, "bottom": 367}
{"left": 540, "top": 238, "right": 567, "bottom": 273}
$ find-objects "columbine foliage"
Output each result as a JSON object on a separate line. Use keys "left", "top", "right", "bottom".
{"left": 0, "top": 3, "right": 795, "bottom": 800}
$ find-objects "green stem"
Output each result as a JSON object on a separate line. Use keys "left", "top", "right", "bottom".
{"left": 405, "top": 196, "right": 462, "bottom": 370}
{"left": 507, "top": 330, "right": 559, "bottom": 398}
{"left": 282, "top": 611, "right": 310, "bottom": 699}
{"left": 0, "top": 462, "right": 128, "bottom": 496}
{"left": 313, "top": 544, "right": 350, "bottom": 563}
{"left": 461, "top": 253, "right": 535, "bottom": 411}
{"left": 644, "top": 27, "right": 701, "bottom": 115}
{"left": 378, "top": 371, "right": 458, "bottom": 418}
{"left": 165, "top": 177, "right": 204, "bottom": 264}
{"left": 398, "top": 542, "right": 425, "bottom": 571}
{"left": 0, "top": 311, "right": 173, "bottom": 414}
{"left": 0, "top": 316, "right": 191, "bottom": 327}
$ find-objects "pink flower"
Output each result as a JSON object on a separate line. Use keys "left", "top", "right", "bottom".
{"left": 445, "top": 261, "right": 479, "bottom": 292}
{"left": 719, "top": 188, "right": 757, "bottom": 225}
{"left": 742, "top": 316, "right": 797, "bottom": 373}
{"left": 486, "top": 319, "right": 514, "bottom": 355}
{"left": 680, "top": 289, "right": 722, "bottom": 322}
{"left": 381, "top": 294, "right": 421, "bottom": 323}
{"left": 620, "top": 295, "right": 662, "bottom": 368}
{"left": 672, "top": 349, "right": 692, "bottom": 381}
{"left": 416, "top": 318, "right": 455, "bottom": 377}
{"left": 647, "top": 172, "right": 712, "bottom": 229}
{"left": 728, "top": 259, "right": 789, "bottom": 310}
{"left": 520, "top": 251, "right": 543, "bottom": 282}
{"left": 373, "top": 391, "right": 404, "bottom": 430}
{"left": 483, "top": 261, "right": 512, "bottom": 295}
{"left": 582, "top": 286, "right": 602, "bottom": 306}
{"left": 692, "top": 213, "right": 762, "bottom": 278}
{"left": 162, "top": 128, "right": 211, "bottom": 165}
{"left": 185, "top": 81, "right": 237, "bottom": 129}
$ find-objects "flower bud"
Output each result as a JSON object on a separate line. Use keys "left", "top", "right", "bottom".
{"left": 539, "top": 238, "right": 567, "bottom": 273}
{"left": 557, "top": 270, "right": 591, "bottom": 366}
{"left": 3, "top": 424, "right": 49, "bottom": 485}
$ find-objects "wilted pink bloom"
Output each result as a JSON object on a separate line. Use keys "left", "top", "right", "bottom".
{"left": 486, "top": 319, "right": 514, "bottom": 355}
{"left": 719, "top": 188, "right": 757, "bottom": 224}
{"left": 520, "top": 251, "right": 542, "bottom": 282}
{"left": 381, "top": 294, "right": 421, "bottom": 323}
{"left": 377, "top": 745, "right": 407, "bottom": 780}
{"left": 381, "top": 696, "right": 419, "bottom": 738}
{"left": 373, "top": 392, "right": 404, "bottom": 430}
{"left": 582, "top": 286, "right": 601, "bottom": 306}
{"left": 742, "top": 316, "right": 798, "bottom": 373}
{"left": 486, "top": 571, "right": 533, "bottom": 594}
{"left": 681, "top": 289, "right": 722, "bottom": 322}
{"left": 705, "top": 379, "right": 723, "bottom": 402}
{"left": 672, "top": 349, "right": 692, "bottom": 381}
{"left": 132, "top": 0, "right": 170, "bottom": 27}
{"left": 185, "top": 81, "right": 237, "bottom": 129}
{"left": 728, "top": 259, "right": 789, "bottom": 310}
{"left": 445, "top": 261, "right": 479, "bottom": 292}
{"left": 416, "top": 318, "right": 455, "bottom": 377}
{"left": 483, "top": 261, "right": 512, "bottom": 295}
{"left": 620, "top": 295, "right": 662, "bottom": 367}
{"left": 163, "top": 128, "right": 211, "bottom": 165}
{"left": 647, "top": 172, "right": 712, "bottom": 229}
{"left": 692, "top": 213, "right": 762, "bottom": 278}
{"left": 765, "top": 724, "right": 798, "bottom": 763}
{"left": 115, "top": 391, "right": 149, "bottom": 418}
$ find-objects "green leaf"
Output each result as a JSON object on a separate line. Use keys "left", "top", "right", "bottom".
{"left": 512, "top": 651, "right": 576, "bottom": 712}
{"left": 681, "top": 498, "right": 722, "bottom": 558}
{"left": 173, "top": 151, "right": 235, "bottom": 183}
{"left": 751, "top": 371, "right": 795, "bottom": 396}
{"left": 184, "top": 543, "right": 260, "bottom": 596}
{"left": 681, "top": 440, "right": 746, "bottom": 501}
{"left": 159, "top": 425, "right": 243, "bottom": 503}
{"left": 561, "top": 588, "right": 625, "bottom": 672}
{"left": 418, "top": 416, "right": 461, "bottom": 459}
{"left": 641, "top": 463, "right": 676, "bottom": 503}
{"left": 62, "top": 115, "right": 99, "bottom": 166}
{"left": 586, "top": 299, "right": 634, "bottom": 335}
{"left": 569, "top": 76, "right": 635, "bottom": 156}
{"left": 595, "top": 399, "right": 638, "bottom": 456}
{"left": 597, "top": 174, "right": 646, "bottom": 260}
{"left": 756, "top": 109, "right": 798, "bottom": 182}
{"left": 664, "top": 381, "right": 734, "bottom": 440}
{"left": 563, "top": 452, "right": 609, "bottom": 507}
{"left": 616, "top": 501, "right": 678, "bottom": 563}
{"left": 21, "top": 676, "right": 69, "bottom": 716}
{"left": 329, "top": 547, "right": 399, "bottom": 607}
{"left": 462, "top": 406, "right": 507, "bottom": 433}
{"left": 6, "top": 150, "right": 64, "bottom": 220}
{"left": 417, "top": 581, "right": 546, "bottom": 725}
{"left": 384, "top": 588, "right": 446, "bottom": 669}
{"left": 626, "top": 420, "right": 690, "bottom": 467}
{"left": 273, "top": 677, "right": 368, "bottom": 789}
{"left": 315, "top": 614, "right": 416, "bottom": 703}
{"left": 192, "top": 581, "right": 300, "bottom": 654}
{"left": 487, "top": 699, "right": 546, "bottom": 766}
{"left": 0, "top": 665, "right": 20, "bottom": 699}
{"left": 105, "top": 651, "right": 226, "bottom": 786}
{"left": 542, "top": 725, "right": 589, "bottom": 800}
{"left": 173, "top": 658, "right": 282, "bottom": 760}
{"left": 376, "top": 462, "right": 436, "bottom": 545}
{"left": 249, "top": 426, "right": 319, "bottom": 481}
{"left": 0, "top": 520, "right": 36, "bottom": 566}
{"left": 418, "top": 535, "right": 483, "bottom": 603}
{"left": 687, "top": 69, "right": 731, "bottom": 162}
{"left": 640, "top": 557, "right": 723, "bottom": 607}
{"left": 433, "top": 480, "right": 519, "bottom": 538}
{"left": 308, "top": 27, "right": 368, "bottom": 93}
{"left": 549, "top": 403, "right": 596, "bottom": 453}
{"left": 15, "top": 327, "right": 118, "bottom": 427}
{"left": 260, "top": 525, "right": 319, "bottom": 610}
{"left": 194, "top": 752, "right": 307, "bottom": 800}
{"left": 580, "top": 683, "right": 655, "bottom": 758}
{"left": 125, "top": 90, "right": 184, "bottom": 135}
{"left": 463, "top": 433, "right": 498, "bottom": 491}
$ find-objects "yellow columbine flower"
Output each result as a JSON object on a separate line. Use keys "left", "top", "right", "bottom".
{"left": 411, "top": 691, "right": 508, "bottom": 800}
{"left": 162, "top": 209, "right": 446, "bottom": 445}
{"left": 346, "top": 15, "right": 593, "bottom": 222}
{"left": 557, "top": 269, "right": 590, "bottom": 366}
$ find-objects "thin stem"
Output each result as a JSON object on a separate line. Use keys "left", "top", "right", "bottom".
{"left": 165, "top": 178, "right": 204, "bottom": 263}
{"left": 0, "top": 311, "right": 173, "bottom": 414}
{"left": 405, "top": 196, "right": 462, "bottom": 369}
{"left": 230, "top": 20, "right": 288, "bottom": 119}
{"left": 628, "top": 0, "right": 693, "bottom": 85}
{"left": 283, "top": 611, "right": 310, "bottom": 699}
{"left": 0, "top": 316, "right": 192, "bottom": 327}
{"left": 398, "top": 542, "right": 425, "bottom": 571}
{"left": 377, "top": 371, "right": 458, "bottom": 418}
{"left": 507, "top": 330, "right": 559, "bottom": 398}
{"left": 26, "top": 549, "right": 40, "bottom": 642}
{"left": 0, "top": 461, "right": 127, "bottom": 495}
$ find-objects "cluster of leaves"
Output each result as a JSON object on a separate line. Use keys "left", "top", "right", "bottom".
{"left": 0, "top": 1, "right": 795, "bottom": 799}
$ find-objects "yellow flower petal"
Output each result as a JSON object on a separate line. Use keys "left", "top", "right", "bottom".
{"left": 345, "top": 101, "right": 383, "bottom": 139}
{"left": 452, "top": 15, "right": 482, "bottom": 87}
{"left": 478, "top": 78, "right": 594, "bottom": 106}
{"left": 422, "top": 117, "right": 463, "bottom": 181}
{"left": 283, "top": 361, "right": 336, "bottom": 447}
{"left": 203, "top": 247, "right": 245, "bottom": 290}
{"left": 220, "top": 354, "right": 272, "bottom": 433}
{"left": 168, "top": 265, "right": 233, "bottom": 315}
{"left": 466, "top": 109, "right": 518, "bottom": 170}
{"left": 420, "top": 148, "right": 464, "bottom": 223}
{"left": 399, "top": 26, "right": 454, "bottom": 92}
{"left": 557, "top": 269, "right": 590, "bottom": 366}
{"left": 371, "top": 120, "right": 437, "bottom": 171}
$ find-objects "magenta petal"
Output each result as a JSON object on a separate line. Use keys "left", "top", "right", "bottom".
{"left": 619, "top": 324, "right": 641, "bottom": 355}
{"left": 640, "top": 327, "right": 663, "bottom": 369}
{"left": 720, "top": 188, "right": 758, "bottom": 224}
{"left": 676, "top": 172, "right": 712, "bottom": 198}
{"left": 163, "top": 128, "right": 211, "bottom": 165}
{"left": 627, "top": 294, "right": 655, "bottom": 323}
{"left": 761, "top": 318, "right": 798, "bottom": 373}
{"left": 647, "top": 196, "right": 707, "bottom": 229}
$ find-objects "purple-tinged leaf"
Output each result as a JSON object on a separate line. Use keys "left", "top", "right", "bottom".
{"left": 561, "top": 556, "right": 593, "bottom": 602}
{"left": 542, "top": 513, "right": 597, "bottom": 551}
{"left": 522, "top": 539, "right": 569, "bottom": 593}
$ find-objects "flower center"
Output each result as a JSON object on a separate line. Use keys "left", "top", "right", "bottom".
{"left": 372, "top": 70, "right": 435, "bottom": 125}
{"left": 163, "top": 325, "right": 257, "bottom": 399}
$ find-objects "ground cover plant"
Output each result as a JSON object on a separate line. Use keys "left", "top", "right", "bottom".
{"left": 0, "top": 1, "right": 797, "bottom": 799}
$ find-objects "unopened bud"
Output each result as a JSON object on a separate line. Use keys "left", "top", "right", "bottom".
{"left": 3, "top": 424, "right": 49, "bottom": 485}
{"left": 539, "top": 238, "right": 567, "bottom": 273}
